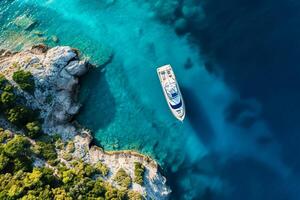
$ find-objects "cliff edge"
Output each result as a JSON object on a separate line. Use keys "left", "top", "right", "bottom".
{"left": 0, "top": 45, "right": 171, "bottom": 199}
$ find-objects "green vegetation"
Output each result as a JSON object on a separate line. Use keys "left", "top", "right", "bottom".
{"left": 0, "top": 135, "right": 32, "bottom": 174}
{"left": 66, "top": 141, "right": 75, "bottom": 153}
{"left": 6, "top": 105, "right": 32, "bottom": 125}
{"left": 35, "top": 141, "right": 57, "bottom": 162}
{"left": 95, "top": 161, "right": 109, "bottom": 176}
{"left": 0, "top": 129, "right": 11, "bottom": 143}
{"left": 1, "top": 91, "right": 16, "bottom": 106}
{"left": 0, "top": 75, "right": 16, "bottom": 109}
{"left": 127, "top": 191, "right": 143, "bottom": 200}
{"left": 0, "top": 73, "right": 145, "bottom": 199}
{"left": 0, "top": 74, "right": 42, "bottom": 138}
{"left": 134, "top": 162, "right": 145, "bottom": 185}
{"left": 0, "top": 74, "right": 10, "bottom": 90}
{"left": 25, "top": 121, "right": 41, "bottom": 138}
{"left": 62, "top": 151, "right": 73, "bottom": 161}
{"left": 0, "top": 133, "right": 143, "bottom": 199}
{"left": 12, "top": 62, "right": 20, "bottom": 68}
{"left": 113, "top": 168, "right": 132, "bottom": 189}
{"left": 3, "top": 84, "right": 13, "bottom": 92}
{"left": 12, "top": 70, "right": 35, "bottom": 93}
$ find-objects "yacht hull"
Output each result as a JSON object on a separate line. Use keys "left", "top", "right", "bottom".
{"left": 157, "top": 65, "right": 185, "bottom": 121}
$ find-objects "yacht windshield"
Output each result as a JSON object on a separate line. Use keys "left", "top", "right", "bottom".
{"left": 165, "top": 82, "right": 178, "bottom": 99}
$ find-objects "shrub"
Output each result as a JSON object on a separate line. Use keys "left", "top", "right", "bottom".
{"left": 6, "top": 105, "right": 32, "bottom": 126}
{"left": 127, "top": 190, "right": 143, "bottom": 200}
{"left": 4, "top": 135, "right": 30, "bottom": 157}
{"left": 39, "top": 167, "right": 58, "bottom": 187}
{"left": 62, "top": 169, "right": 75, "bottom": 184}
{"left": 25, "top": 121, "right": 41, "bottom": 138}
{"left": 36, "top": 141, "right": 57, "bottom": 161}
{"left": 23, "top": 168, "right": 43, "bottom": 188}
{"left": 61, "top": 152, "right": 72, "bottom": 161}
{"left": 91, "top": 179, "right": 106, "bottom": 197}
{"left": 12, "top": 62, "right": 20, "bottom": 68}
{"left": 0, "top": 74, "right": 8, "bottom": 90}
{"left": 66, "top": 141, "right": 75, "bottom": 153}
{"left": 113, "top": 168, "right": 131, "bottom": 189}
{"left": 0, "top": 135, "right": 32, "bottom": 173}
{"left": 133, "top": 162, "right": 145, "bottom": 185}
{"left": 71, "top": 160, "right": 97, "bottom": 178}
{"left": 12, "top": 70, "right": 35, "bottom": 93}
{"left": 84, "top": 163, "right": 97, "bottom": 177}
{"left": 1, "top": 91, "right": 16, "bottom": 107}
{"left": 95, "top": 162, "right": 109, "bottom": 176}
{"left": 0, "top": 130, "right": 12, "bottom": 143}
{"left": 3, "top": 84, "right": 13, "bottom": 92}
{"left": 55, "top": 139, "right": 65, "bottom": 150}
{"left": 47, "top": 158, "right": 60, "bottom": 167}
{"left": 105, "top": 187, "right": 126, "bottom": 200}
{"left": 0, "top": 132, "right": 139, "bottom": 199}
{"left": 0, "top": 154, "right": 9, "bottom": 172}
{"left": 12, "top": 156, "right": 32, "bottom": 172}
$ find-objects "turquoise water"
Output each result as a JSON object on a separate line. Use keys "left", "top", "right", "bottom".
{"left": 0, "top": 0, "right": 297, "bottom": 199}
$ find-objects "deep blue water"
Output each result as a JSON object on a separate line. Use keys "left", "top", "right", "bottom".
{"left": 0, "top": 0, "right": 300, "bottom": 199}
{"left": 192, "top": 0, "right": 300, "bottom": 199}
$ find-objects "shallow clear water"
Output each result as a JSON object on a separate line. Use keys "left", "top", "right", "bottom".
{"left": 1, "top": 0, "right": 300, "bottom": 199}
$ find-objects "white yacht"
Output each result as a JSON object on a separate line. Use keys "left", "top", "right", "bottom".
{"left": 157, "top": 64, "right": 185, "bottom": 121}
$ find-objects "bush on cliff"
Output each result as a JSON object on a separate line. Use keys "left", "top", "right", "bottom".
{"left": 35, "top": 141, "right": 57, "bottom": 162}
{"left": 95, "top": 161, "right": 109, "bottom": 176}
{"left": 127, "top": 190, "right": 143, "bottom": 200}
{"left": 0, "top": 74, "right": 14, "bottom": 92}
{"left": 0, "top": 132, "right": 143, "bottom": 200}
{"left": 12, "top": 70, "right": 35, "bottom": 93}
{"left": 4, "top": 135, "right": 30, "bottom": 158}
{"left": 0, "top": 74, "right": 9, "bottom": 90}
{"left": 5, "top": 105, "right": 33, "bottom": 126}
{"left": 25, "top": 121, "right": 41, "bottom": 138}
{"left": 3, "top": 84, "right": 13, "bottom": 92}
{"left": 0, "top": 91, "right": 16, "bottom": 107}
{"left": 113, "top": 168, "right": 132, "bottom": 189}
{"left": 134, "top": 162, "right": 145, "bottom": 185}
{"left": 0, "top": 135, "right": 32, "bottom": 173}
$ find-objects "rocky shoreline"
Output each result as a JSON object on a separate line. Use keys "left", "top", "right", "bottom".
{"left": 0, "top": 45, "right": 171, "bottom": 199}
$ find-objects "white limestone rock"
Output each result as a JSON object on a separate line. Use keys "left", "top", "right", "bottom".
{"left": 0, "top": 45, "right": 171, "bottom": 199}
{"left": 0, "top": 46, "right": 86, "bottom": 139}
{"left": 43, "top": 46, "right": 77, "bottom": 68}
{"left": 56, "top": 68, "right": 79, "bottom": 91}
{"left": 65, "top": 60, "right": 88, "bottom": 76}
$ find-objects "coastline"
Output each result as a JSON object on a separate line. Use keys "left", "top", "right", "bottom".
{"left": 73, "top": 121, "right": 159, "bottom": 169}
{"left": 68, "top": 129, "right": 170, "bottom": 199}
{"left": 0, "top": 44, "right": 171, "bottom": 199}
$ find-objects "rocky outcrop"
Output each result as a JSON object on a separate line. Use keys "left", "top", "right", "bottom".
{"left": 0, "top": 45, "right": 89, "bottom": 139}
{"left": 0, "top": 45, "right": 171, "bottom": 199}
{"left": 58, "top": 131, "right": 171, "bottom": 200}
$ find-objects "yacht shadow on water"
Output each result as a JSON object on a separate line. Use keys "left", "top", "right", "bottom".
{"left": 76, "top": 65, "right": 116, "bottom": 131}
{"left": 181, "top": 87, "right": 214, "bottom": 145}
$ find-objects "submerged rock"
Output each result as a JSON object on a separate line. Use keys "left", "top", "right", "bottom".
{"left": 31, "top": 44, "right": 49, "bottom": 54}
{"left": 14, "top": 14, "right": 36, "bottom": 30}
{"left": 32, "top": 30, "right": 44, "bottom": 36}
{"left": 51, "top": 35, "right": 59, "bottom": 43}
